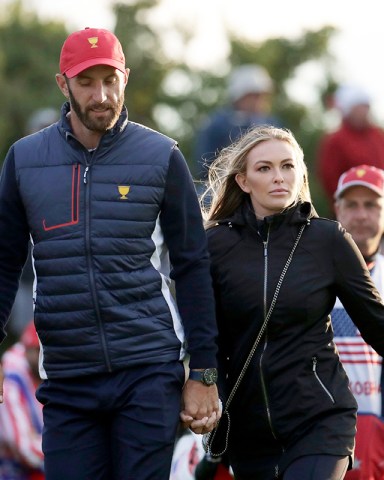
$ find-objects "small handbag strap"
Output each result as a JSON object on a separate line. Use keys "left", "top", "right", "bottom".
{"left": 224, "top": 222, "right": 306, "bottom": 411}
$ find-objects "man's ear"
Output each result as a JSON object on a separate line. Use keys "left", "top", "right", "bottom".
{"left": 235, "top": 173, "right": 251, "bottom": 193}
{"left": 125, "top": 68, "right": 130, "bottom": 84}
{"left": 56, "top": 74, "right": 69, "bottom": 99}
{"left": 334, "top": 200, "right": 340, "bottom": 218}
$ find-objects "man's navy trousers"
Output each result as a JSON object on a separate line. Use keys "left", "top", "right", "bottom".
{"left": 36, "top": 361, "right": 185, "bottom": 480}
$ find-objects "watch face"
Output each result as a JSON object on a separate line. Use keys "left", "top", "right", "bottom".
{"left": 203, "top": 368, "right": 218, "bottom": 385}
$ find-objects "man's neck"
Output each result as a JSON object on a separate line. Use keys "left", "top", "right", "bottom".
{"left": 363, "top": 250, "right": 380, "bottom": 271}
{"left": 67, "top": 111, "right": 102, "bottom": 150}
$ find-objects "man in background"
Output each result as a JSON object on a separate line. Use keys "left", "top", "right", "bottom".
{"left": 194, "top": 64, "right": 280, "bottom": 183}
{"left": 333, "top": 164, "right": 384, "bottom": 479}
{"left": 317, "top": 85, "right": 384, "bottom": 214}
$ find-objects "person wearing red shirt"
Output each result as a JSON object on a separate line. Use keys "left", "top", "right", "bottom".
{"left": 317, "top": 85, "right": 384, "bottom": 215}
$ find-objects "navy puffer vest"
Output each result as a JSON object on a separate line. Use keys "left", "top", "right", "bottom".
{"left": 13, "top": 106, "right": 183, "bottom": 378}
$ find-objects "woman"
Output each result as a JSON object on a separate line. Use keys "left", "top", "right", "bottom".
{"left": 203, "top": 126, "right": 384, "bottom": 479}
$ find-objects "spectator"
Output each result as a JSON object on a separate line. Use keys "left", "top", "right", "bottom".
{"left": 25, "top": 109, "right": 59, "bottom": 136}
{"left": 194, "top": 64, "right": 280, "bottom": 183}
{"left": 0, "top": 27, "right": 220, "bottom": 480}
{"left": 0, "top": 320, "right": 44, "bottom": 480}
{"left": 317, "top": 84, "right": 384, "bottom": 214}
{"left": 333, "top": 164, "right": 384, "bottom": 479}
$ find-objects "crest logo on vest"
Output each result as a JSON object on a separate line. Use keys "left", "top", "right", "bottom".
{"left": 118, "top": 186, "right": 130, "bottom": 199}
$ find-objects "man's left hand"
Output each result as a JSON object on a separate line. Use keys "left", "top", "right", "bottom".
{"left": 179, "top": 380, "right": 221, "bottom": 435}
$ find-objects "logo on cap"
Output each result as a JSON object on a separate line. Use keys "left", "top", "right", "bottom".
{"left": 88, "top": 37, "right": 98, "bottom": 48}
{"left": 355, "top": 168, "right": 366, "bottom": 178}
{"left": 59, "top": 28, "right": 126, "bottom": 78}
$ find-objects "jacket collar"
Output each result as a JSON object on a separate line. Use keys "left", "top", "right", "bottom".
{"left": 219, "top": 199, "right": 317, "bottom": 229}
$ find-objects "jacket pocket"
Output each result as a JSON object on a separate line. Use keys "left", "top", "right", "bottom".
{"left": 312, "top": 356, "right": 335, "bottom": 404}
{"left": 42, "top": 164, "right": 81, "bottom": 231}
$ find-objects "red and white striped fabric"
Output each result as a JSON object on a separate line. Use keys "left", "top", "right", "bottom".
{"left": 0, "top": 342, "right": 44, "bottom": 480}
{"left": 332, "top": 254, "right": 384, "bottom": 416}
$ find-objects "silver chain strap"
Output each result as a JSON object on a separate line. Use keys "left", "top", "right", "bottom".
{"left": 205, "top": 223, "right": 306, "bottom": 457}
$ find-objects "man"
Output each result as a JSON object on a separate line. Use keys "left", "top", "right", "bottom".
{"left": 0, "top": 321, "right": 44, "bottom": 480}
{"left": 194, "top": 64, "right": 280, "bottom": 182}
{"left": 317, "top": 85, "right": 384, "bottom": 214}
{"left": 333, "top": 164, "right": 384, "bottom": 479}
{"left": 0, "top": 28, "right": 220, "bottom": 480}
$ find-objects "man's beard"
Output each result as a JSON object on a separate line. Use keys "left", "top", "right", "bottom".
{"left": 67, "top": 85, "right": 124, "bottom": 133}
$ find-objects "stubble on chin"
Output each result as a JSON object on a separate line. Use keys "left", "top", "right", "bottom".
{"left": 67, "top": 84, "right": 124, "bottom": 133}
{"left": 85, "top": 109, "right": 117, "bottom": 132}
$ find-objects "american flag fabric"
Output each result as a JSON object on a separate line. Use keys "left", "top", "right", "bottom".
{"left": 0, "top": 342, "right": 44, "bottom": 479}
{"left": 332, "top": 255, "right": 384, "bottom": 416}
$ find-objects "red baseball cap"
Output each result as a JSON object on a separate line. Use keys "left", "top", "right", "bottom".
{"left": 59, "top": 27, "right": 126, "bottom": 78}
{"left": 334, "top": 164, "right": 384, "bottom": 199}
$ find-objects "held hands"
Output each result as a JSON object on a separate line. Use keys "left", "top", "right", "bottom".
{"left": 180, "top": 379, "right": 221, "bottom": 435}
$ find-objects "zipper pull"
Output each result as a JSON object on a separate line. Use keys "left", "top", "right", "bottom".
{"left": 83, "top": 166, "right": 89, "bottom": 184}
{"left": 263, "top": 225, "right": 270, "bottom": 257}
{"left": 312, "top": 356, "right": 317, "bottom": 371}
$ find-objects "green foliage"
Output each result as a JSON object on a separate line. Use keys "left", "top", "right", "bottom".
{"left": 0, "top": 1, "right": 66, "bottom": 158}
{"left": 113, "top": 1, "right": 170, "bottom": 127}
{"left": 0, "top": 0, "right": 339, "bottom": 216}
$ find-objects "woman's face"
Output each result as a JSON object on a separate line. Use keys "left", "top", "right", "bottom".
{"left": 235, "top": 138, "right": 301, "bottom": 217}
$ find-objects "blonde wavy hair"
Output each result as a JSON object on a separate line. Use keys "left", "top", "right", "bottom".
{"left": 201, "top": 125, "right": 311, "bottom": 228}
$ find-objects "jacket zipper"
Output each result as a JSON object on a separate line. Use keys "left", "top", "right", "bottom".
{"left": 258, "top": 227, "right": 283, "bottom": 478}
{"left": 260, "top": 227, "right": 276, "bottom": 437}
{"left": 83, "top": 152, "right": 112, "bottom": 372}
{"left": 312, "top": 356, "right": 335, "bottom": 403}
{"left": 83, "top": 165, "right": 89, "bottom": 184}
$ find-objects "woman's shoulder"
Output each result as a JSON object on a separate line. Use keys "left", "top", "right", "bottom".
{"left": 206, "top": 221, "right": 238, "bottom": 244}
{"left": 308, "top": 216, "right": 344, "bottom": 235}
{"left": 303, "top": 216, "right": 350, "bottom": 252}
{"left": 206, "top": 222, "right": 243, "bottom": 261}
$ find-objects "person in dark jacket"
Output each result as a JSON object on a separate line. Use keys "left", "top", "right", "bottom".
{"left": 194, "top": 64, "right": 278, "bottom": 178}
{"left": 0, "top": 28, "right": 220, "bottom": 480}
{"left": 193, "top": 64, "right": 281, "bottom": 203}
{"left": 203, "top": 125, "right": 384, "bottom": 479}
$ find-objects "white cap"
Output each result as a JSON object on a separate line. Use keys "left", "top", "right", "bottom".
{"left": 27, "top": 108, "right": 59, "bottom": 134}
{"left": 227, "top": 64, "right": 273, "bottom": 103}
{"left": 334, "top": 85, "right": 371, "bottom": 117}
